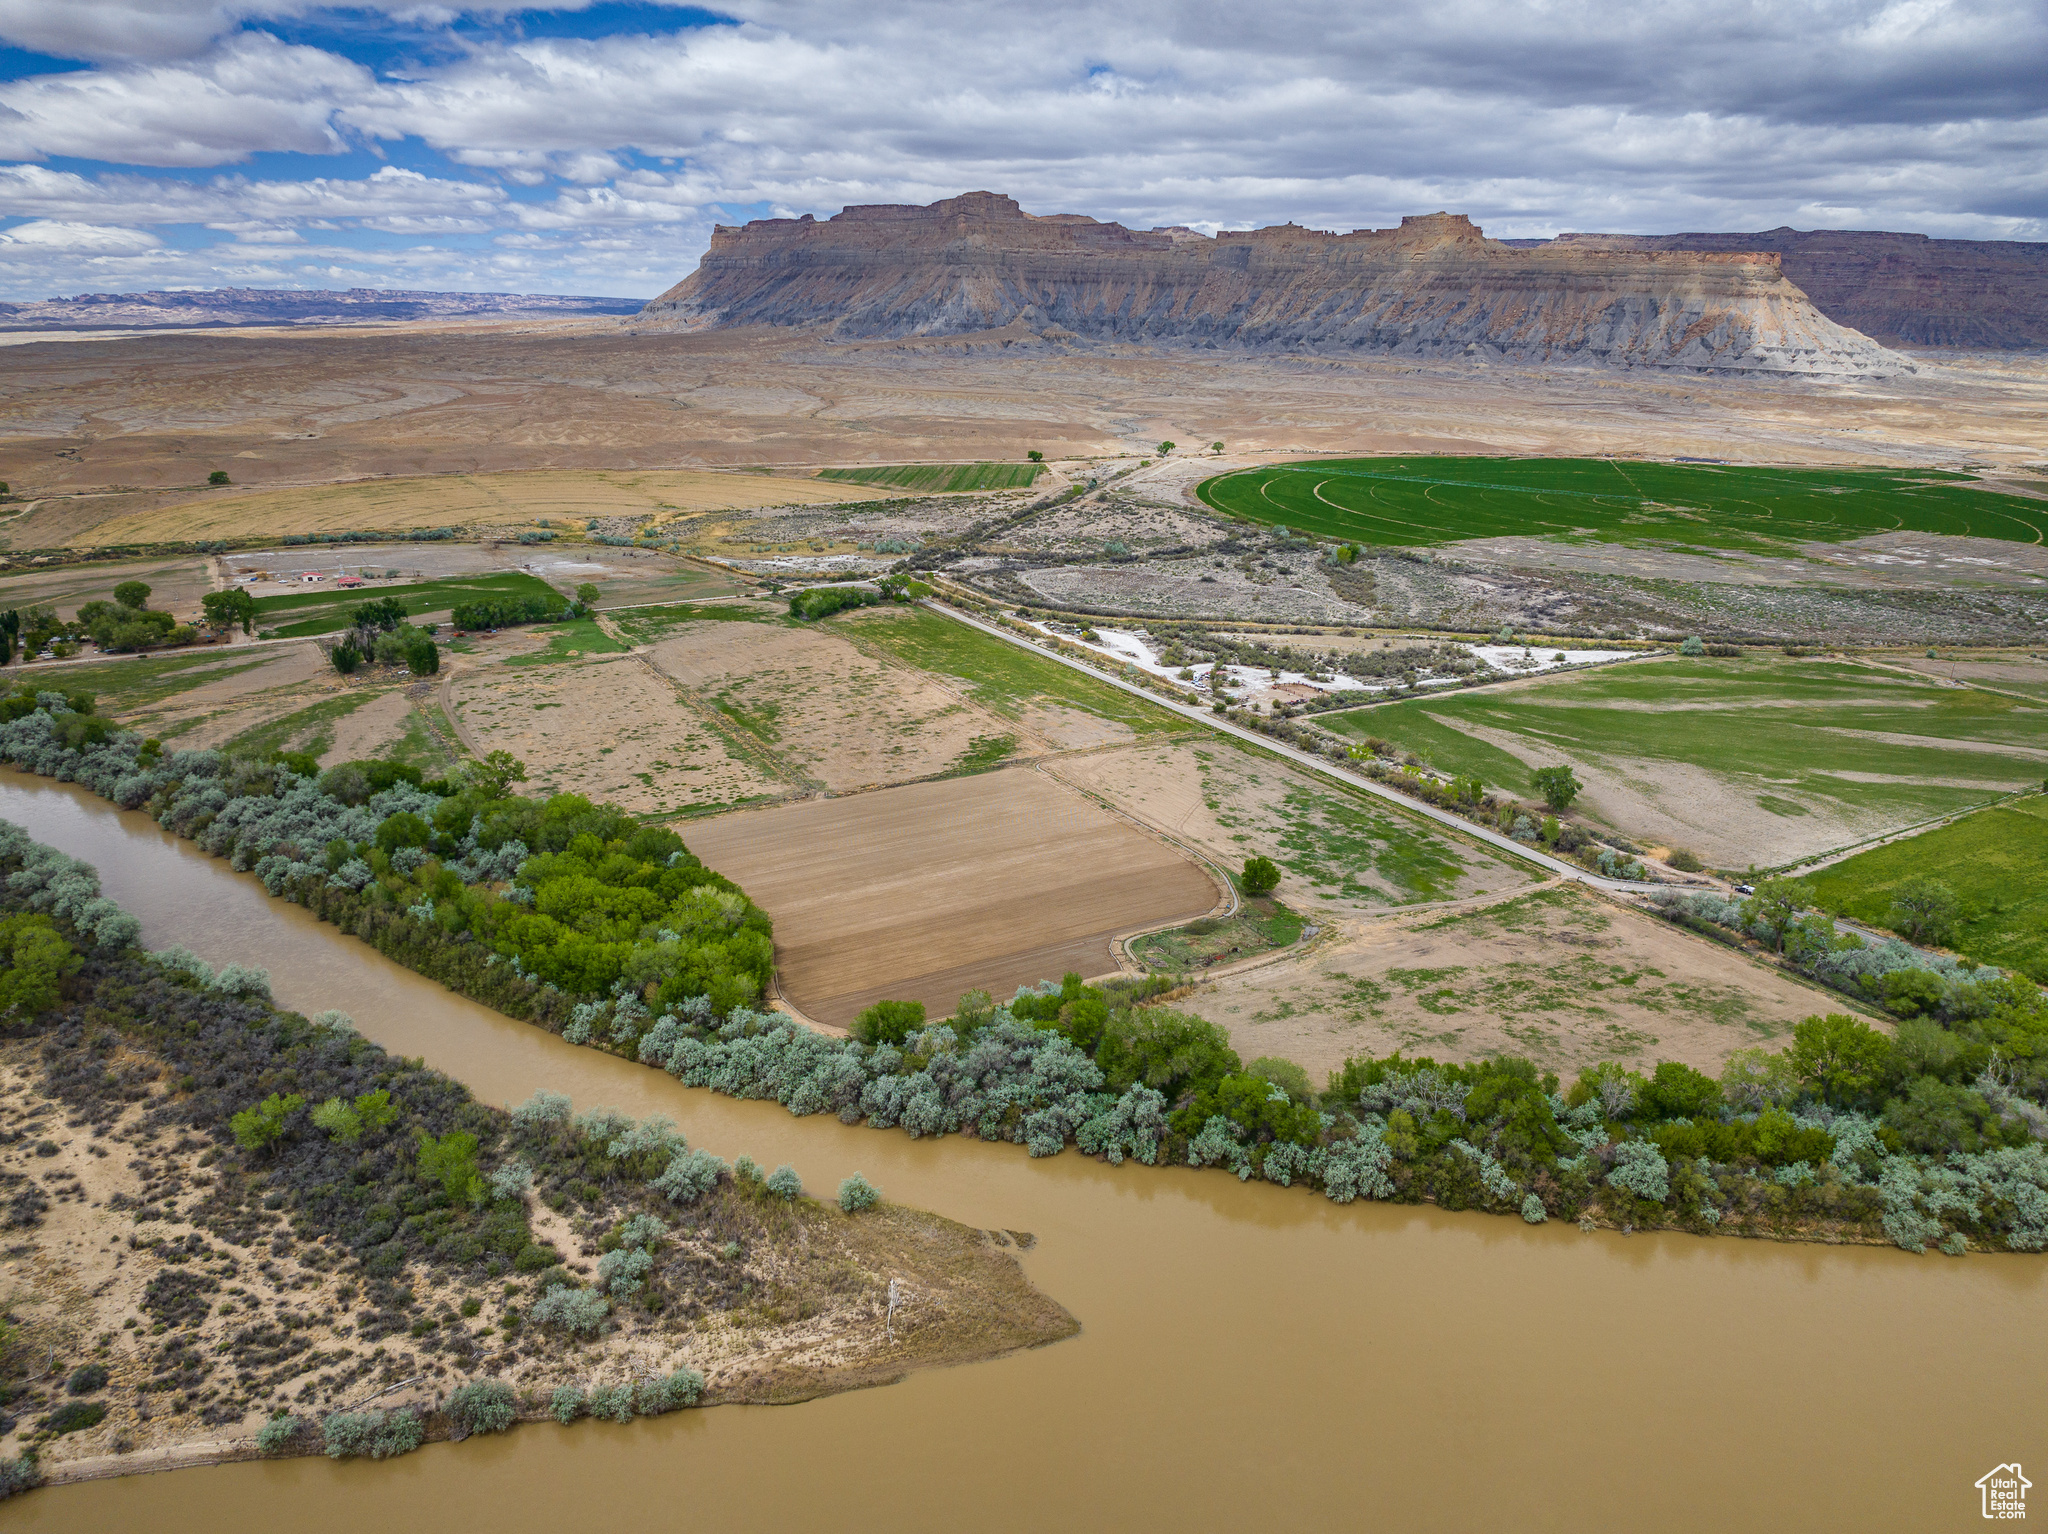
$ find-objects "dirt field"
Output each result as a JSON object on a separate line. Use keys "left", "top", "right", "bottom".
{"left": 1181, "top": 883, "right": 1849, "bottom": 1085}
{"left": 1048, "top": 738, "right": 1531, "bottom": 920}
{"left": 643, "top": 619, "right": 1023, "bottom": 790}
{"left": 223, "top": 542, "right": 740, "bottom": 608}
{"left": 0, "top": 554, "right": 214, "bottom": 619}
{"left": 450, "top": 655, "right": 786, "bottom": 814}
{"left": 40, "top": 468, "right": 892, "bottom": 550}
{"left": 680, "top": 767, "right": 1222, "bottom": 1027}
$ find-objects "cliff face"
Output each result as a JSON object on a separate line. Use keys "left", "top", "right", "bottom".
{"left": 1543, "top": 230, "right": 2048, "bottom": 350}
{"left": 641, "top": 192, "right": 1909, "bottom": 375}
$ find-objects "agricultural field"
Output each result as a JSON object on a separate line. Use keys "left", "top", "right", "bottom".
{"left": 642, "top": 616, "right": 1023, "bottom": 790}
{"left": 449, "top": 655, "right": 786, "bottom": 815}
{"left": 255, "top": 571, "right": 565, "bottom": 635}
{"left": 1808, "top": 797, "right": 2048, "bottom": 983}
{"left": 817, "top": 462, "right": 1044, "bottom": 492}
{"left": 1180, "top": 884, "right": 1846, "bottom": 1084}
{"left": 837, "top": 605, "right": 1191, "bottom": 745}
{"left": 1048, "top": 738, "right": 1532, "bottom": 921}
{"left": 55, "top": 468, "right": 891, "bottom": 549}
{"left": 681, "top": 769, "right": 1221, "bottom": 1028}
{"left": 0, "top": 554, "right": 213, "bottom": 621}
{"left": 1316, "top": 656, "right": 2048, "bottom": 867}
{"left": 1196, "top": 457, "right": 2048, "bottom": 553}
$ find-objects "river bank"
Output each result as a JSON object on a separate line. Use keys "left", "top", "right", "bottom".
{"left": 0, "top": 773, "right": 2042, "bottom": 1530}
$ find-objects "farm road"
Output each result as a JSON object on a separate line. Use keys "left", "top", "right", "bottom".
{"left": 923, "top": 599, "right": 1684, "bottom": 898}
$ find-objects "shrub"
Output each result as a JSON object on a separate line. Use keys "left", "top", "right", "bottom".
{"left": 765, "top": 1164, "right": 802, "bottom": 1199}
{"left": 529, "top": 1285, "right": 609, "bottom": 1334}
{"left": 1521, "top": 1193, "right": 1547, "bottom": 1224}
{"left": 65, "top": 1363, "right": 108, "bottom": 1395}
{"left": 589, "top": 1384, "right": 635, "bottom": 1422}
{"left": 322, "top": 1407, "right": 423, "bottom": 1460}
{"left": 636, "top": 1369, "right": 704, "bottom": 1414}
{"left": 42, "top": 1401, "right": 105, "bottom": 1435}
{"left": 787, "top": 586, "right": 877, "bottom": 621}
{"left": 256, "top": 1413, "right": 304, "bottom": 1454}
{"left": 1679, "top": 635, "right": 1705, "bottom": 656}
{"left": 445, "top": 1379, "right": 518, "bottom": 1436}
{"left": 0, "top": 1454, "right": 42, "bottom": 1499}
{"left": 1606, "top": 1141, "right": 1670, "bottom": 1203}
{"left": 651, "top": 1147, "right": 726, "bottom": 1205}
{"left": 549, "top": 1385, "right": 586, "bottom": 1424}
{"left": 838, "top": 1172, "right": 880, "bottom": 1213}
{"left": 1667, "top": 848, "right": 1704, "bottom": 873}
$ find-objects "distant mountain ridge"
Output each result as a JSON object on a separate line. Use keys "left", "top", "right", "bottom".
{"left": 1507, "top": 230, "right": 2048, "bottom": 350}
{"left": 639, "top": 192, "right": 1911, "bottom": 376}
{"left": 0, "top": 286, "right": 644, "bottom": 332}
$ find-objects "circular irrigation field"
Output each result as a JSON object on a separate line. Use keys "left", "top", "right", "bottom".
{"left": 1194, "top": 457, "right": 2048, "bottom": 550}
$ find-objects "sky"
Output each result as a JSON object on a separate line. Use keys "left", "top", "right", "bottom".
{"left": 0, "top": 0, "right": 2041, "bottom": 301}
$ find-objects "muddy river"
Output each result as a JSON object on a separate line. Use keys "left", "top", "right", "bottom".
{"left": 0, "top": 772, "right": 2039, "bottom": 1532}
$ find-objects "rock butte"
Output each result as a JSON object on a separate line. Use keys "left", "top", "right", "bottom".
{"left": 641, "top": 191, "right": 1912, "bottom": 377}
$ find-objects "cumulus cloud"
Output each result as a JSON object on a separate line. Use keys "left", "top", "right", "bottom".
{"left": 0, "top": 0, "right": 2040, "bottom": 300}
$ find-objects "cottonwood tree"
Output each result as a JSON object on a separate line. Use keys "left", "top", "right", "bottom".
{"left": 1888, "top": 876, "right": 1961, "bottom": 946}
{"left": 1532, "top": 765, "right": 1581, "bottom": 812}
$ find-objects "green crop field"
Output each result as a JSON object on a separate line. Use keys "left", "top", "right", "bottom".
{"left": 1196, "top": 457, "right": 2048, "bottom": 552}
{"left": 816, "top": 462, "right": 1044, "bottom": 493}
{"left": 255, "top": 573, "right": 563, "bottom": 636}
{"left": 838, "top": 606, "right": 1190, "bottom": 734}
{"left": 1809, "top": 798, "right": 2048, "bottom": 982}
{"left": 1317, "top": 657, "right": 2048, "bottom": 862}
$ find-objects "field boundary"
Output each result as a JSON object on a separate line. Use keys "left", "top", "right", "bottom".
{"left": 916, "top": 598, "right": 1671, "bottom": 896}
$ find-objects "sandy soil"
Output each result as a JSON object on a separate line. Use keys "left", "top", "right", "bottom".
{"left": 1048, "top": 738, "right": 1529, "bottom": 922}
{"left": 3, "top": 325, "right": 2045, "bottom": 550}
{"left": 642, "top": 620, "right": 1020, "bottom": 790}
{"left": 1181, "top": 884, "right": 1848, "bottom": 1085}
{"left": 451, "top": 655, "right": 785, "bottom": 814}
{"left": 0, "top": 1043, "right": 1072, "bottom": 1483}
{"left": 679, "top": 767, "right": 1222, "bottom": 1026}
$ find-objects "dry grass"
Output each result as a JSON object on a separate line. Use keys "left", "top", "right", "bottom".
{"left": 65, "top": 469, "right": 891, "bottom": 549}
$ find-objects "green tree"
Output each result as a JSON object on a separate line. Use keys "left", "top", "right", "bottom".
{"left": 354, "top": 1089, "right": 399, "bottom": 1133}
{"left": 310, "top": 1097, "right": 362, "bottom": 1143}
{"left": 1247, "top": 1056, "right": 1315, "bottom": 1105}
{"left": 1641, "top": 1060, "right": 1721, "bottom": 1119}
{"left": 1026, "top": 450, "right": 1043, "bottom": 463}
{"left": 1788, "top": 1012, "right": 1892, "bottom": 1106}
{"left": 1740, "top": 877, "right": 1815, "bottom": 953}
{"left": 403, "top": 635, "right": 439, "bottom": 676}
{"left": 112, "top": 581, "right": 150, "bottom": 610}
{"left": 851, "top": 998, "right": 925, "bottom": 1046}
{"left": 1240, "top": 856, "right": 1280, "bottom": 896}
{"left": 1531, "top": 765, "right": 1582, "bottom": 812}
{"left": 1096, "top": 1008, "right": 1240, "bottom": 1101}
{"left": 230, "top": 1092, "right": 305, "bottom": 1154}
{"left": 201, "top": 588, "right": 258, "bottom": 634}
{"left": 1157, "top": 441, "right": 1175, "bottom": 455}
{"left": 1209, "top": 441, "right": 1224, "bottom": 453}
{"left": 469, "top": 750, "right": 527, "bottom": 799}
{"left": 0, "top": 915, "right": 80, "bottom": 1018}
{"left": 415, "top": 1129, "right": 485, "bottom": 1207}
{"left": 575, "top": 583, "right": 601, "bottom": 606}
{"left": 207, "top": 470, "right": 230, "bottom": 486}
{"left": 328, "top": 638, "right": 362, "bottom": 676}
{"left": 1887, "top": 875, "right": 1960, "bottom": 946}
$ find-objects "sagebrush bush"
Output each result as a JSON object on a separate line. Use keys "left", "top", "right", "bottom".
{"left": 256, "top": 1414, "right": 304, "bottom": 1454}
{"left": 445, "top": 1379, "right": 518, "bottom": 1436}
{"left": 529, "top": 1286, "right": 608, "bottom": 1334}
{"left": 838, "top": 1172, "right": 879, "bottom": 1213}
{"left": 322, "top": 1407, "right": 423, "bottom": 1460}
{"left": 765, "top": 1164, "right": 801, "bottom": 1199}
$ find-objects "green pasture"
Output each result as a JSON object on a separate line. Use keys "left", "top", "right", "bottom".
{"left": 1196, "top": 457, "right": 2048, "bottom": 553}
{"left": 816, "top": 462, "right": 1043, "bottom": 493}
{"left": 605, "top": 601, "right": 778, "bottom": 645}
{"left": 1809, "top": 798, "right": 2048, "bottom": 982}
{"left": 502, "top": 618, "right": 631, "bottom": 667}
{"left": 839, "top": 606, "right": 1189, "bottom": 734}
{"left": 1319, "top": 657, "right": 2048, "bottom": 834}
{"left": 255, "top": 572, "right": 561, "bottom": 636}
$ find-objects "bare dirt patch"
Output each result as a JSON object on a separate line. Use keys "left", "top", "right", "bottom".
{"left": 451, "top": 655, "right": 784, "bottom": 814}
{"left": 643, "top": 620, "right": 1019, "bottom": 790}
{"left": 1181, "top": 884, "right": 1848, "bottom": 1086}
{"left": 1048, "top": 738, "right": 1529, "bottom": 921}
{"left": 679, "top": 767, "right": 1221, "bottom": 1027}
{"left": 0, "top": 555, "right": 214, "bottom": 620}
{"left": 319, "top": 689, "right": 415, "bottom": 765}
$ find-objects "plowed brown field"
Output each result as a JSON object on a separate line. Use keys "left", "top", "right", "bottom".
{"left": 682, "top": 768, "right": 1221, "bottom": 1027}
